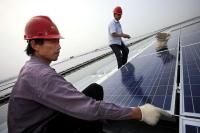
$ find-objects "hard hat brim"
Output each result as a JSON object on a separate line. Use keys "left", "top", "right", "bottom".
{"left": 24, "top": 35, "right": 64, "bottom": 40}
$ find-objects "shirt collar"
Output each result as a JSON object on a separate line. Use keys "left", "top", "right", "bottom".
{"left": 113, "top": 19, "right": 119, "bottom": 23}
{"left": 30, "top": 56, "right": 50, "bottom": 66}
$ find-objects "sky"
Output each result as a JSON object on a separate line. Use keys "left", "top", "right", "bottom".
{"left": 0, "top": 0, "right": 200, "bottom": 81}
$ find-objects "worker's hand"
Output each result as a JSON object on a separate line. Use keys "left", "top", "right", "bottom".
{"left": 122, "top": 34, "right": 131, "bottom": 39}
{"left": 139, "top": 104, "right": 172, "bottom": 126}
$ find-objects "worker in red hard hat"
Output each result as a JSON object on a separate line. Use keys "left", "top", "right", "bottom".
{"left": 8, "top": 15, "right": 170, "bottom": 133}
{"left": 108, "top": 6, "right": 131, "bottom": 68}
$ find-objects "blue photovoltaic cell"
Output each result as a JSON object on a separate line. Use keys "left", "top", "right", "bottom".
{"left": 180, "top": 22, "right": 200, "bottom": 46}
{"left": 181, "top": 43, "right": 200, "bottom": 116}
{"left": 101, "top": 49, "right": 177, "bottom": 111}
{"left": 185, "top": 125, "right": 200, "bottom": 133}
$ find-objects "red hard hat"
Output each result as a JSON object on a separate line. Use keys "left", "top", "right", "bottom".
{"left": 113, "top": 6, "right": 122, "bottom": 14}
{"left": 24, "top": 16, "right": 63, "bottom": 40}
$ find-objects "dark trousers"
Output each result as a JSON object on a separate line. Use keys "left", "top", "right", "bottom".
{"left": 43, "top": 83, "right": 104, "bottom": 133}
{"left": 110, "top": 43, "right": 129, "bottom": 68}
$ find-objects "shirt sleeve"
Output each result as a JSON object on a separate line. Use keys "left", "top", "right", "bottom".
{"left": 109, "top": 22, "right": 117, "bottom": 34}
{"left": 35, "top": 69, "right": 133, "bottom": 121}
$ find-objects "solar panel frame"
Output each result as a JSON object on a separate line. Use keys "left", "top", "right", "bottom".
{"left": 180, "top": 19, "right": 200, "bottom": 29}
{"left": 171, "top": 38, "right": 179, "bottom": 114}
{"left": 171, "top": 19, "right": 200, "bottom": 32}
{"left": 179, "top": 117, "right": 200, "bottom": 133}
{"left": 180, "top": 42, "right": 200, "bottom": 118}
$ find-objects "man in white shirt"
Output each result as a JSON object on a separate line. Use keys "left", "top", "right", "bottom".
{"left": 108, "top": 6, "right": 131, "bottom": 68}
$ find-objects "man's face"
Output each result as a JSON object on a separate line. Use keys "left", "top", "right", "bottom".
{"left": 114, "top": 13, "right": 122, "bottom": 21}
{"left": 34, "top": 39, "right": 61, "bottom": 62}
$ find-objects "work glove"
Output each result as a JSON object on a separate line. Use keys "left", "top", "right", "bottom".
{"left": 139, "top": 104, "right": 172, "bottom": 126}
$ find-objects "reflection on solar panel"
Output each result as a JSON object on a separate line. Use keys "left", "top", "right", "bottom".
{"left": 180, "top": 43, "right": 200, "bottom": 117}
{"left": 101, "top": 48, "right": 177, "bottom": 113}
{"left": 180, "top": 117, "right": 200, "bottom": 133}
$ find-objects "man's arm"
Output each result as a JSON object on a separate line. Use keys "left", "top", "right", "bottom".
{"left": 131, "top": 107, "right": 142, "bottom": 120}
{"left": 109, "top": 21, "right": 131, "bottom": 39}
{"left": 35, "top": 71, "right": 134, "bottom": 121}
{"left": 112, "top": 32, "right": 131, "bottom": 39}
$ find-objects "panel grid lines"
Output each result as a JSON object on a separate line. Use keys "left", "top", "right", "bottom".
{"left": 132, "top": 55, "right": 165, "bottom": 106}
{"left": 181, "top": 43, "right": 200, "bottom": 116}
{"left": 102, "top": 49, "right": 177, "bottom": 111}
{"left": 144, "top": 58, "right": 169, "bottom": 107}
{"left": 184, "top": 46, "right": 195, "bottom": 112}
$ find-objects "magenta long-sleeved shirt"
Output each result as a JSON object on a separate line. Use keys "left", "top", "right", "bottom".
{"left": 8, "top": 56, "right": 133, "bottom": 133}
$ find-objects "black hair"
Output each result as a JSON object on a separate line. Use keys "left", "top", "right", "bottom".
{"left": 25, "top": 39, "right": 44, "bottom": 56}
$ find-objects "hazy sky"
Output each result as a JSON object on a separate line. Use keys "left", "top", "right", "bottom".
{"left": 0, "top": 0, "right": 200, "bottom": 81}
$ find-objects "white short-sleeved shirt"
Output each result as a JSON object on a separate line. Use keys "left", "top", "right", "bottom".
{"left": 108, "top": 19, "right": 123, "bottom": 45}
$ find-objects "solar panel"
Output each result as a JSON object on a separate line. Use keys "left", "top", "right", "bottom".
{"left": 181, "top": 32, "right": 200, "bottom": 47}
{"left": 180, "top": 22, "right": 200, "bottom": 46}
{"left": 180, "top": 43, "right": 200, "bottom": 118}
{"left": 180, "top": 117, "right": 200, "bottom": 133}
{"left": 101, "top": 48, "right": 178, "bottom": 113}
